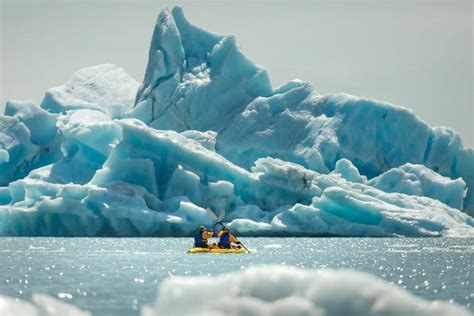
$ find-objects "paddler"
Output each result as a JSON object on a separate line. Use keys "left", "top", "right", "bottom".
{"left": 194, "top": 225, "right": 214, "bottom": 248}
{"left": 217, "top": 226, "right": 241, "bottom": 249}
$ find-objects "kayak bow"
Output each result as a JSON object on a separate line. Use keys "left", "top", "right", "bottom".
{"left": 187, "top": 247, "right": 247, "bottom": 254}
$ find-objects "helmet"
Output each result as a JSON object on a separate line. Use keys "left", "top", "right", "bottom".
{"left": 223, "top": 226, "right": 230, "bottom": 232}
{"left": 199, "top": 226, "right": 206, "bottom": 232}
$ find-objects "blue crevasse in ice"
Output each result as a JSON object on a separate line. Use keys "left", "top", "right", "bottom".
{"left": 0, "top": 6, "right": 473, "bottom": 236}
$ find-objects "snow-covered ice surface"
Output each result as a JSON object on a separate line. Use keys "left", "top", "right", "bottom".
{"left": 40, "top": 64, "right": 139, "bottom": 118}
{"left": 0, "top": 238, "right": 473, "bottom": 316}
{"left": 1, "top": 6, "right": 473, "bottom": 237}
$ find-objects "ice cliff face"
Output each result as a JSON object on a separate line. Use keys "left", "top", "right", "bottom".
{"left": 0, "top": 6, "right": 473, "bottom": 237}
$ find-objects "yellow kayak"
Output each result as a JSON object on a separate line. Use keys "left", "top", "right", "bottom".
{"left": 187, "top": 247, "right": 247, "bottom": 254}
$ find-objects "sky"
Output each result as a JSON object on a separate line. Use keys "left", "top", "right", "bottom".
{"left": 1, "top": 0, "right": 473, "bottom": 146}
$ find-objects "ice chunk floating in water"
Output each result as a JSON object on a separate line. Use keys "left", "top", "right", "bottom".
{"left": 1, "top": 267, "right": 470, "bottom": 316}
{"left": 0, "top": 6, "right": 473, "bottom": 236}
{"left": 0, "top": 294, "right": 91, "bottom": 316}
{"left": 143, "top": 266, "right": 471, "bottom": 316}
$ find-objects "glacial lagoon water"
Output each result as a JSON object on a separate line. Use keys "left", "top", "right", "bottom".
{"left": 1, "top": 237, "right": 472, "bottom": 315}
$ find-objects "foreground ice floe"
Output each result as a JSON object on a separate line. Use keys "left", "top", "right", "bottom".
{"left": 0, "top": 294, "right": 91, "bottom": 316}
{"left": 1, "top": 6, "right": 473, "bottom": 236}
{"left": 142, "top": 266, "right": 471, "bottom": 316}
{"left": 1, "top": 267, "right": 471, "bottom": 316}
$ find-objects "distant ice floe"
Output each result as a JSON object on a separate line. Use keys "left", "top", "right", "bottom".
{"left": 1, "top": 6, "right": 473, "bottom": 237}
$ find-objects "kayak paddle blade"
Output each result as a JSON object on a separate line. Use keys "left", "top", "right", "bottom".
{"left": 217, "top": 209, "right": 226, "bottom": 222}
{"left": 206, "top": 207, "right": 218, "bottom": 220}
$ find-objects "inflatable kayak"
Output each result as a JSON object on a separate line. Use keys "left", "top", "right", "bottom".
{"left": 187, "top": 247, "right": 247, "bottom": 254}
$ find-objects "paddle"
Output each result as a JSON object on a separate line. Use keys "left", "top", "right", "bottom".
{"left": 206, "top": 207, "right": 250, "bottom": 253}
{"left": 216, "top": 208, "right": 225, "bottom": 222}
{"left": 206, "top": 207, "right": 218, "bottom": 221}
{"left": 212, "top": 221, "right": 224, "bottom": 231}
{"left": 207, "top": 208, "right": 225, "bottom": 231}
{"left": 236, "top": 240, "right": 251, "bottom": 253}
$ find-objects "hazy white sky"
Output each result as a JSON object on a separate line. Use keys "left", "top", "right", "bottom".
{"left": 1, "top": 0, "right": 472, "bottom": 146}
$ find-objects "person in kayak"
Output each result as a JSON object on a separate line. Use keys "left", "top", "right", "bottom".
{"left": 217, "top": 226, "right": 240, "bottom": 249}
{"left": 194, "top": 226, "right": 213, "bottom": 248}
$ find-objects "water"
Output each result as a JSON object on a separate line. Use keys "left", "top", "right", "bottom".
{"left": 1, "top": 237, "right": 472, "bottom": 315}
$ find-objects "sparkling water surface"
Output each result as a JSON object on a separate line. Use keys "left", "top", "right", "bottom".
{"left": 1, "top": 237, "right": 472, "bottom": 315}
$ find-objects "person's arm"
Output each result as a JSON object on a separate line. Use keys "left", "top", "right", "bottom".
{"left": 230, "top": 235, "right": 238, "bottom": 243}
{"left": 217, "top": 231, "right": 223, "bottom": 238}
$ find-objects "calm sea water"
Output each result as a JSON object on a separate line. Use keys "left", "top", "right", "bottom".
{"left": 0, "top": 237, "right": 472, "bottom": 315}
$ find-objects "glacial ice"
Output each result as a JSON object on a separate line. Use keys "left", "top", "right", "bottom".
{"left": 143, "top": 266, "right": 471, "bottom": 316}
{"left": 1, "top": 119, "right": 472, "bottom": 237}
{"left": 368, "top": 163, "right": 466, "bottom": 209}
{"left": 2, "top": 267, "right": 470, "bottom": 316}
{"left": 133, "top": 7, "right": 272, "bottom": 132}
{"left": 0, "top": 6, "right": 473, "bottom": 237}
{"left": 0, "top": 116, "right": 35, "bottom": 176}
{"left": 0, "top": 293, "right": 91, "bottom": 316}
{"left": 134, "top": 7, "right": 474, "bottom": 216}
{"left": 40, "top": 64, "right": 139, "bottom": 118}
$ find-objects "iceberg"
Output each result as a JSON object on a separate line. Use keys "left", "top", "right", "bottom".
{"left": 0, "top": 6, "right": 473, "bottom": 237}
{"left": 1, "top": 120, "right": 472, "bottom": 237}
{"left": 134, "top": 7, "right": 474, "bottom": 215}
{"left": 142, "top": 266, "right": 471, "bottom": 316}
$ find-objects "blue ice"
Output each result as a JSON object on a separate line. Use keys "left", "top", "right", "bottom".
{"left": 0, "top": 6, "right": 473, "bottom": 237}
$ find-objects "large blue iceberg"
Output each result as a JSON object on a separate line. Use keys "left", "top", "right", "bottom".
{"left": 1, "top": 6, "right": 473, "bottom": 237}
